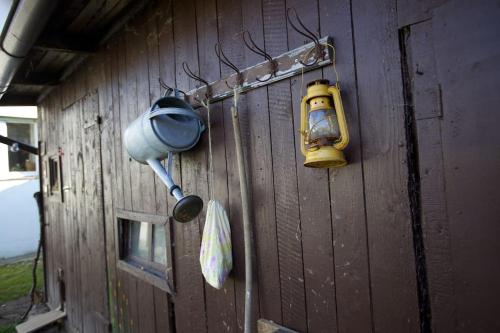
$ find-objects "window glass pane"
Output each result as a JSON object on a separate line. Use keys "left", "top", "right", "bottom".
{"left": 49, "top": 158, "right": 60, "bottom": 192}
{"left": 153, "top": 224, "right": 166, "bottom": 265}
{"left": 130, "top": 221, "right": 150, "bottom": 259}
{"left": 7, "top": 123, "right": 35, "bottom": 171}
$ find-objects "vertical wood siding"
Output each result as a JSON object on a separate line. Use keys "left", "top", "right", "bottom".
{"left": 38, "top": 0, "right": 500, "bottom": 332}
{"left": 39, "top": 0, "right": 417, "bottom": 331}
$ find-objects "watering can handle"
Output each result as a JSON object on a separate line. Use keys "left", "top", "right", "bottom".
{"left": 148, "top": 107, "right": 205, "bottom": 127}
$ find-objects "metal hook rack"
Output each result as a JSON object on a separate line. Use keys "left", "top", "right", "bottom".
{"left": 182, "top": 62, "right": 211, "bottom": 100}
{"left": 241, "top": 30, "right": 277, "bottom": 82}
{"left": 215, "top": 43, "right": 243, "bottom": 89}
{"left": 185, "top": 35, "right": 333, "bottom": 108}
{"left": 166, "top": 8, "right": 335, "bottom": 108}
{"left": 159, "top": 77, "right": 186, "bottom": 98}
{"left": 286, "top": 7, "right": 324, "bottom": 66}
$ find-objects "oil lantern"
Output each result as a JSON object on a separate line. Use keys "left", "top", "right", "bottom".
{"left": 300, "top": 79, "right": 349, "bottom": 168}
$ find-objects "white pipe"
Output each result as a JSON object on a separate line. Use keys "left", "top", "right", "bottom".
{"left": 0, "top": 0, "right": 57, "bottom": 100}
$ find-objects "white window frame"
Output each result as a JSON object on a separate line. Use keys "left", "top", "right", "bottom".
{"left": 0, "top": 117, "right": 38, "bottom": 181}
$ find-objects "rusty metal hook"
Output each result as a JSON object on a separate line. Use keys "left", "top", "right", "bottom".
{"left": 286, "top": 7, "right": 323, "bottom": 66}
{"left": 182, "top": 62, "right": 211, "bottom": 100}
{"left": 158, "top": 77, "right": 186, "bottom": 98}
{"left": 182, "top": 62, "right": 209, "bottom": 87}
{"left": 241, "top": 30, "right": 277, "bottom": 82}
{"left": 214, "top": 43, "right": 243, "bottom": 89}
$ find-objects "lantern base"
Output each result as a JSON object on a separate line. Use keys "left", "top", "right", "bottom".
{"left": 304, "top": 147, "right": 347, "bottom": 168}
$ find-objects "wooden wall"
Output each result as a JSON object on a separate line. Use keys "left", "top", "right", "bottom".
{"left": 37, "top": 0, "right": 500, "bottom": 332}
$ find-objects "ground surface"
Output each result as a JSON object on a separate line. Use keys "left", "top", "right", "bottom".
{"left": 0, "top": 259, "right": 44, "bottom": 333}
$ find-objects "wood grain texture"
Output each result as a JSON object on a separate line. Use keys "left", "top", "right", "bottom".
{"left": 196, "top": 0, "right": 239, "bottom": 331}
{"left": 286, "top": 0, "right": 340, "bottom": 332}
{"left": 216, "top": 0, "right": 256, "bottom": 330}
{"left": 39, "top": 1, "right": 500, "bottom": 333}
{"left": 131, "top": 14, "right": 158, "bottom": 331}
{"left": 402, "top": 19, "right": 456, "bottom": 333}
{"left": 98, "top": 45, "right": 120, "bottom": 331}
{"left": 262, "top": 0, "right": 307, "bottom": 331}
{"left": 172, "top": 0, "right": 209, "bottom": 331}
{"left": 407, "top": 21, "right": 441, "bottom": 121}
{"left": 351, "top": 0, "right": 420, "bottom": 331}
{"left": 397, "top": 0, "right": 447, "bottom": 27}
{"left": 415, "top": 117, "right": 455, "bottom": 333}
{"left": 62, "top": 98, "right": 83, "bottom": 333}
{"left": 81, "top": 90, "right": 109, "bottom": 332}
{"left": 109, "top": 33, "right": 128, "bottom": 333}
{"left": 318, "top": 1, "right": 374, "bottom": 332}
{"left": 257, "top": 319, "right": 298, "bottom": 333}
{"left": 69, "top": 99, "right": 85, "bottom": 332}
{"left": 432, "top": 1, "right": 500, "bottom": 331}
{"left": 153, "top": 2, "right": 177, "bottom": 332}
{"left": 46, "top": 92, "right": 60, "bottom": 310}
{"left": 15, "top": 309, "right": 66, "bottom": 333}
{"left": 156, "top": 0, "right": 182, "bottom": 215}
{"left": 240, "top": 0, "right": 282, "bottom": 326}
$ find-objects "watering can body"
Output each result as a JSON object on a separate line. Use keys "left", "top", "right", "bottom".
{"left": 124, "top": 96, "right": 205, "bottom": 164}
{"left": 124, "top": 96, "right": 205, "bottom": 222}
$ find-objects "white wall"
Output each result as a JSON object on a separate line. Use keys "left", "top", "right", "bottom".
{"left": 0, "top": 179, "right": 40, "bottom": 258}
{"left": 0, "top": 106, "right": 39, "bottom": 258}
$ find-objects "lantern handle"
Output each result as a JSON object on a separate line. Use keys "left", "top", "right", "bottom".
{"left": 328, "top": 86, "right": 349, "bottom": 150}
{"left": 300, "top": 94, "right": 309, "bottom": 156}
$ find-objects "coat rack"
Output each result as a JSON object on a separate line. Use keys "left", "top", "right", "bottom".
{"left": 183, "top": 36, "right": 333, "bottom": 108}
{"left": 170, "top": 8, "right": 336, "bottom": 109}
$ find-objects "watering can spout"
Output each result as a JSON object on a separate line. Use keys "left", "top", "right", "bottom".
{"left": 147, "top": 157, "right": 203, "bottom": 223}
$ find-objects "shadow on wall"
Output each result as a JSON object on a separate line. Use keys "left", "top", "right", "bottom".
{"left": 0, "top": 179, "right": 39, "bottom": 259}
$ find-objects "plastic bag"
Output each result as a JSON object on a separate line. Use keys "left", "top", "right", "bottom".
{"left": 200, "top": 200, "right": 233, "bottom": 289}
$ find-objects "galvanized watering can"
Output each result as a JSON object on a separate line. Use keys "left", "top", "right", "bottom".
{"left": 124, "top": 95, "right": 205, "bottom": 222}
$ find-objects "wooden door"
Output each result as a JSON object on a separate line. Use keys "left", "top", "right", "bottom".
{"left": 59, "top": 91, "right": 110, "bottom": 333}
{"left": 400, "top": 0, "right": 500, "bottom": 331}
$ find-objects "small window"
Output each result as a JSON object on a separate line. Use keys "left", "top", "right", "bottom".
{"left": 7, "top": 122, "right": 36, "bottom": 172}
{"left": 45, "top": 152, "right": 63, "bottom": 202}
{"left": 48, "top": 155, "right": 61, "bottom": 194}
{"left": 116, "top": 210, "right": 173, "bottom": 294}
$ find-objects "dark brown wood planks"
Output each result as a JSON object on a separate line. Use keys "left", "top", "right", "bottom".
{"left": 172, "top": 0, "right": 209, "bottom": 331}
{"left": 62, "top": 91, "right": 83, "bottom": 333}
{"left": 196, "top": 0, "right": 239, "bottom": 331}
{"left": 132, "top": 10, "right": 157, "bottom": 333}
{"left": 96, "top": 44, "right": 120, "bottom": 331}
{"left": 404, "top": 19, "right": 455, "bottom": 333}
{"left": 37, "top": 0, "right": 500, "bottom": 332}
{"left": 216, "top": 0, "right": 257, "bottom": 330}
{"left": 432, "top": 1, "right": 500, "bottom": 331}
{"left": 318, "top": 0, "right": 373, "bottom": 332}
{"left": 81, "top": 90, "right": 109, "bottom": 332}
{"left": 147, "top": 2, "right": 175, "bottom": 332}
{"left": 262, "top": 0, "right": 307, "bottom": 331}
{"left": 240, "top": 0, "right": 282, "bottom": 326}
{"left": 286, "top": 0, "right": 340, "bottom": 331}
{"left": 351, "top": 0, "right": 420, "bottom": 331}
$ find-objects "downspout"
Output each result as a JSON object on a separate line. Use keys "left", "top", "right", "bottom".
{"left": 0, "top": 0, "right": 57, "bottom": 100}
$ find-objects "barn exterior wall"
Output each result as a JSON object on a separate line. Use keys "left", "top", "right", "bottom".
{"left": 36, "top": 0, "right": 500, "bottom": 332}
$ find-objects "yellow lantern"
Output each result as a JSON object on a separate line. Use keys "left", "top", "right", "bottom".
{"left": 300, "top": 79, "right": 349, "bottom": 168}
